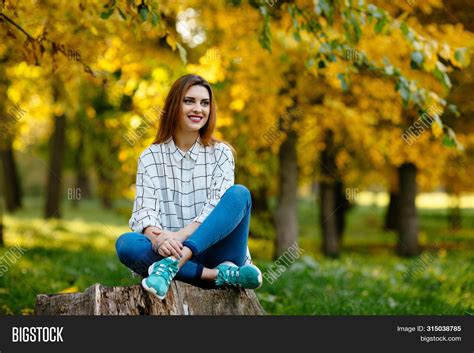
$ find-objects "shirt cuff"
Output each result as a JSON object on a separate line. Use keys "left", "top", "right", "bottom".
{"left": 131, "top": 219, "right": 162, "bottom": 234}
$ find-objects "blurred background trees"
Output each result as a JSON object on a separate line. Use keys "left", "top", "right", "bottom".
{"left": 1, "top": 0, "right": 473, "bottom": 260}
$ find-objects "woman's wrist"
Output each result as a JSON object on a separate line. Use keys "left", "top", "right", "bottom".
{"left": 175, "top": 230, "right": 188, "bottom": 243}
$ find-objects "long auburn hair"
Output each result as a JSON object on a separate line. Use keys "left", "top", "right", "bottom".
{"left": 153, "top": 74, "right": 235, "bottom": 157}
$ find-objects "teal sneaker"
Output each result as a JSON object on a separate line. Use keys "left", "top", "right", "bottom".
{"left": 215, "top": 261, "right": 263, "bottom": 289}
{"left": 141, "top": 257, "right": 179, "bottom": 300}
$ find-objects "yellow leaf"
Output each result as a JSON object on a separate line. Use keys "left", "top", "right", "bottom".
{"left": 432, "top": 121, "right": 443, "bottom": 137}
{"left": 21, "top": 308, "right": 34, "bottom": 315}
{"left": 59, "top": 286, "right": 79, "bottom": 294}
{"left": 166, "top": 34, "right": 177, "bottom": 51}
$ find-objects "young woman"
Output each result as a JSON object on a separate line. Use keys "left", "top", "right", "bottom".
{"left": 116, "top": 74, "right": 262, "bottom": 300}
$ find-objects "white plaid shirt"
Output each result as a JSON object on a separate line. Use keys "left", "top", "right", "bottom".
{"left": 129, "top": 136, "right": 251, "bottom": 264}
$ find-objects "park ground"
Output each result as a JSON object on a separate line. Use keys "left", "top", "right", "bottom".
{"left": 0, "top": 196, "right": 472, "bottom": 315}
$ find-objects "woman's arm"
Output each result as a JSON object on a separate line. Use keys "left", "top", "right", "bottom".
{"left": 175, "top": 222, "right": 200, "bottom": 242}
{"left": 129, "top": 157, "right": 162, "bottom": 233}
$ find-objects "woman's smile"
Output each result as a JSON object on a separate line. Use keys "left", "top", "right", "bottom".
{"left": 188, "top": 114, "right": 204, "bottom": 123}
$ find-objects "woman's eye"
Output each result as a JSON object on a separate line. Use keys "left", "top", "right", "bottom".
{"left": 184, "top": 98, "right": 208, "bottom": 106}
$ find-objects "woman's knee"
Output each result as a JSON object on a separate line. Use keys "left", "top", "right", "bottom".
{"left": 115, "top": 232, "right": 144, "bottom": 263}
{"left": 225, "top": 184, "right": 252, "bottom": 206}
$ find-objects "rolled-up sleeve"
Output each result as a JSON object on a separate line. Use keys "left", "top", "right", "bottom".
{"left": 193, "top": 145, "right": 235, "bottom": 224}
{"left": 129, "top": 157, "right": 162, "bottom": 233}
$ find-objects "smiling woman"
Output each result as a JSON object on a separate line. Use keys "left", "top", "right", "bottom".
{"left": 153, "top": 74, "right": 217, "bottom": 148}
{"left": 115, "top": 74, "right": 262, "bottom": 300}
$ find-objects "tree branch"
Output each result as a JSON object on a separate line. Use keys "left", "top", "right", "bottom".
{"left": 0, "top": 13, "right": 35, "bottom": 40}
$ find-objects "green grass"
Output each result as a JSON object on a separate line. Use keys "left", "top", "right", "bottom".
{"left": 0, "top": 197, "right": 473, "bottom": 315}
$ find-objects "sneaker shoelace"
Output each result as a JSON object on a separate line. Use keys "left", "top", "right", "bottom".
{"left": 219, "top": 267, "right": 242, "bottom": 287}
{"left": 151, "top": 261, "right": 176, "bottom": 285}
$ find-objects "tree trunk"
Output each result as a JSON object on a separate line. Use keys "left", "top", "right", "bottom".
{"left": 0, "top": 143, "right": 5, "bottom": 247}
{"left": 93, "top": 128, "right": 115, "bottom": 210}
{"left": 35, "top": 282, "right": 266, "bottom": 315}
{"left": 385, "top": 193, "right": 400, "bottom": 231}
{"left": 320, "top": 183, "right": 340, "bottom": 257}
{"left": 72, "top": 127, "right": 91, "bottom": 207}
{"left": 0, "top": 158, "right": 4, "bottom": 247}
{"left": 384, "top": 169, "right": 399, "bottom": 231}
{"left": 91, "top": 89, "right": 116, "bottom": 209}
{"left": 0, "top": 63, "right": 22, "bottom": 212}
{"left": 320, "top": 130, "right": 341, "bottom": 257}
{"left": 0, "top": 209, "right": 3, "bottom": 247}
{"left": 0, "top": 144, "right": 22, "bottom": 212}
{"left": 335, "top": 180, "right": 349, "bottom": 240}
{"left": 274, "top": 130, "right": 298, "bottom": 258}
{"left": 0, "top": 59, "right": 11, "bottom": 243}
{"left": 397, "top": 162, "right": 420, "bottom": 256}
{"left": 44, "top": 114, "right": 66, "bottom": 219}
{"left": 251, "top": 184, "right": 269, "bottom": 213}
{"left": 95, "top": 157, "right": 114, "bottom": 209}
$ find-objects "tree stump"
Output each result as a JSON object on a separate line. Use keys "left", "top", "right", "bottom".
{"left": 35, "top": 282, "right": 266, "bottom": 315}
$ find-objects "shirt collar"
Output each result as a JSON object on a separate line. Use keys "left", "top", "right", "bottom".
{"left": 167, "top": 136, "right": 202, "bottom": 162}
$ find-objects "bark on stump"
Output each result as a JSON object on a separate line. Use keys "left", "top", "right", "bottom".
{"left": 35, "top": 282, "right": 266, "bottom": 315}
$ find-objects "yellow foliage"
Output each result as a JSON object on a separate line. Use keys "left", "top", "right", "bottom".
{"left": 432, "top": 121, "right": 443, "bottom": 138}
{"left": 1, "top": 0, "right": 473, "bottom": 200}
{"left": 152, "top": 67, "right": 170, "bottom": 82}
{"left": 59, "top": 286, "right": 79, "bottom": 294}
{"left": 230, "top": 99, "right": 245, "bottom": 111}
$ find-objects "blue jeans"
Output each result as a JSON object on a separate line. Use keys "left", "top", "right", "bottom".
{"left": 115, "top": 184, "right": 252, "bottom": 288}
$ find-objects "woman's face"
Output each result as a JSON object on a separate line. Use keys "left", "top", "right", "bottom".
{"left": 178, "top": 85, "right": 210, "bottom": 134}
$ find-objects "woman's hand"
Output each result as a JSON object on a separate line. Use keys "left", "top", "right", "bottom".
{"left": 157, "top": 236, "right": 183, "bottom": 258}
{"left": 143, "top": 226, "right": 162, "bottom": 252}
{"left": 144, "top": 227, "right": 183, "bottom": 258}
